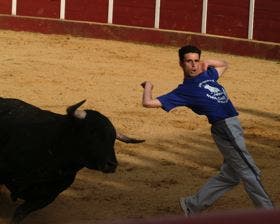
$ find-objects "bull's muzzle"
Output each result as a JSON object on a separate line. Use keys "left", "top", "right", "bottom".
{"left": 102, "top": 160, "right": 118, "bottom": 173}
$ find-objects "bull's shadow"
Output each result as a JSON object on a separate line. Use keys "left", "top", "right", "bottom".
{"left": 236, "top": 107, "right": 280, "bottom": 122}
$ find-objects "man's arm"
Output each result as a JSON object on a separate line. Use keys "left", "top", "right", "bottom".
{"left": 141, "top": 81, "right": 162, "bottom": 108}
{"left": 200, "top": 59, "right": 228, "bottom": 77}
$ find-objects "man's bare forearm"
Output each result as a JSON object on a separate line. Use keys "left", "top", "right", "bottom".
{"left": 202, "top": 59, "right": 228, "bottom": 76}
{"left": 141, "top": 81, "right": 162, "bottom": 108}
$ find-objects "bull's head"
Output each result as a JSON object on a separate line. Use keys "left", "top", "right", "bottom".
{"left": 67, "top": 100, "right": 145, "bottom": 143}
{"left": 66, "top": 100, "right": 144, "bottom": 173}
{"left": 66, "top": 100, "right": 118, "bottom": 173}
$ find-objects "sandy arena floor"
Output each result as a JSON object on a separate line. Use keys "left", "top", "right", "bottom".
{"left": 0, "top": 30, "right": 279, "bottom": 224}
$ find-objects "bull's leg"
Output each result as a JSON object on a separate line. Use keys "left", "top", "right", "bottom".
{"left": 10, "top": 175, "right": 75, "bottom": 224}
{"left": 11, "top": 196, "right": 56, "bottom": 224}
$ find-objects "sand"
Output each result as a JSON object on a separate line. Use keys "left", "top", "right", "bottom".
{"left": 0, "top": 30, "right": 279, "bottom": 224}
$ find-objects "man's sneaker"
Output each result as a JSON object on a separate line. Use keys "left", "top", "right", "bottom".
{"left": 179, "top": 197, "right": 192, "bottom": 217}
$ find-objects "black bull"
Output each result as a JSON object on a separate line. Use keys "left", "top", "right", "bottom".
{"left": 0, "top": 97, "right": 144, "bottom": 223}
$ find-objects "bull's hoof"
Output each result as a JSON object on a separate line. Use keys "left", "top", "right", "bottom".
{"left": 10, "top": 217, "right": 22, "bottom": 224}
{"left": 11, "top": 211, "right": 25, "bottom": 224}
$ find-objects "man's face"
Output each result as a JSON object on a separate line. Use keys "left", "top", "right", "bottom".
{"left": 180, "top": 52, "right": 200, "bottom": 77}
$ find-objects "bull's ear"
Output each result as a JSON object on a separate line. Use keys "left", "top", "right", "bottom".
{"left": 67, "top": 100, "right": 86, "bottom": 116}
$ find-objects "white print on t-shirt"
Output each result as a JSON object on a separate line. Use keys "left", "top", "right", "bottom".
{"left": 199, "top": 80, "right": 228, "bottom": 103}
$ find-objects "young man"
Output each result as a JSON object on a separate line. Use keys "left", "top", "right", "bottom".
{"left": 141, "top": 45, "right": 274, "bottom": 215}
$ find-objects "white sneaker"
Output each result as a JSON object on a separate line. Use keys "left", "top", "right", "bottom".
{"left": 179, "top": 197, "right": 192, "bottom": 217}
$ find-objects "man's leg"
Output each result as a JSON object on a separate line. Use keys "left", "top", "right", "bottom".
{"left": 213, "top": 117, "right": 274, "bottom": 208}
{"left": 180, "top": 162, "right": 240, "bottom": 215}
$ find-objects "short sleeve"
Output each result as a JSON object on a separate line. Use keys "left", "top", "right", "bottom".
{"left": 157, "top": 88, "right": 191, "bottom": 112}
{"left": 207, "top": 67, "right": 219, "bottom": 81}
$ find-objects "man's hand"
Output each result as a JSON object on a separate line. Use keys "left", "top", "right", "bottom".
{"left": 141, "top": 81, "right": 153, "bottom": 89}
{"left": 201, "top": 59, "right": 228, "bottom": 77}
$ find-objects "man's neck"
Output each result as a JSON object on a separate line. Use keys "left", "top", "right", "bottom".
{"left": 184, "top": 73, "right": 199, "bottom": 79}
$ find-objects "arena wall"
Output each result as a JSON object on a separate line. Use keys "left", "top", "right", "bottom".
{"left": 0, "top": 0, "right": 279, "bottom": 59}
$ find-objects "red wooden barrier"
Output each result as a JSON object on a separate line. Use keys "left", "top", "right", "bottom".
{"left": 0, "top": 15, "right": 278, "bottom": 60}
{"left": 207, "top": 0, "right": 250, "bottom": 39}
{"left": 65, "top": 0, "right": 109, "bottom": 23}
{"left": 0, "top": 0, "right": 12, "bottom": 14}
{"left": 113, "top": 0, "right": 155, "bottom": 27}
{"left": 159, "top": 0, "right": 203, "bottom": 33}
{"left": 254, "top": 0, "right": 280, "bottom": 43}
{"left": 0, "top": 0, "right": 279, "bottom": 43}
{"left": 17, "top": 0, "right": 60, "bottom": 18}
{"left": 0, "top": 1, "right": 279, "bottom": 59}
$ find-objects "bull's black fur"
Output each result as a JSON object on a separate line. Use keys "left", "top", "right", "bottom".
{"left": 0, "top": 97, "right": 124, "bottom": 223}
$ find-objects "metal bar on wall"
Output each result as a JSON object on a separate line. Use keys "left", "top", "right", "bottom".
{"left": 201, "top": 0, "right": 208, "bottom": 34}
{"left": 248, "top": 0, "right": 255, "bottom": 40}
{"left": 154, "top": 0, "right": 161, "bottom": 28}
{"left": 12, "top": 0, "right": 17, "bottom": 15}
{"left": 108, "top": 0, "right": 114, "bottom": 24}
{"left": 60, "top": 0, "right": 66, "bottom": 19}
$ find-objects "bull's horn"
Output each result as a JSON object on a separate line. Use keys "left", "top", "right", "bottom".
{"left": 116, "top": 133, "right": 145, "bottom": 144}
{"left": 67, "top": 100, "right": 86, "bottom": 116}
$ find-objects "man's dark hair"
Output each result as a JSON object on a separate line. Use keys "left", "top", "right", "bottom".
{"left": 178, "top": 45, "right": 201, "bottom": 62}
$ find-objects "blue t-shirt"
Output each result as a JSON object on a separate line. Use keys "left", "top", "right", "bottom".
{"left": 157, "top": 67, "right": 238, "bottom": 124}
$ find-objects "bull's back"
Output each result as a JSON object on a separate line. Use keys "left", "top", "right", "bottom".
{"left": 0, "top": 98, "right": 78, "bottom": 178}
{"left": 0, "top": 97, "right": 62, "bottom": 123}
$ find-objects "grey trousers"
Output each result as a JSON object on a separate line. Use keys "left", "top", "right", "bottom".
{"left": 185, "top": 116, "right": 274, "bottom": 213}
